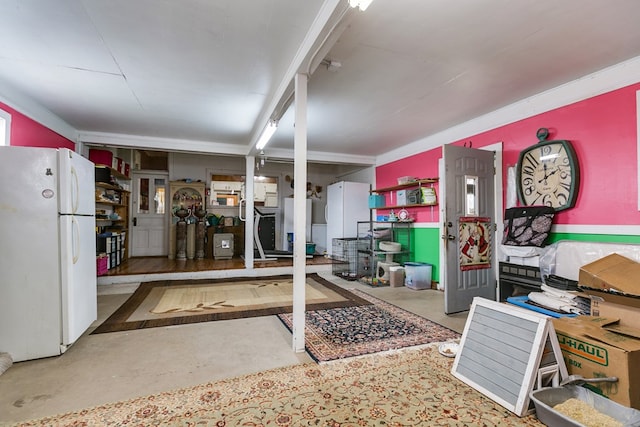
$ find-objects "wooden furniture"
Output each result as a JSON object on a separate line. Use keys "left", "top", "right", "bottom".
{"left": 370, "top": 178, "right": 438, "bottom": 210}
{"left": 95, "top": 166, "right": 131, "bottom": 271}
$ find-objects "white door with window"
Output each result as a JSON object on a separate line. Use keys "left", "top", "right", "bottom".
{"left": 131, "top": 172, "right": 168, "bottom": 256}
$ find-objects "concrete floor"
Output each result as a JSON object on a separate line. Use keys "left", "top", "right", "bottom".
{"left": 0, "top": 271, "right": 468, "bottom": 424}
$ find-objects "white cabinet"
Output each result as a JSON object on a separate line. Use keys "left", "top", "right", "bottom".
{"left": 212, "top": 181, "right": 242, "bottom": 192}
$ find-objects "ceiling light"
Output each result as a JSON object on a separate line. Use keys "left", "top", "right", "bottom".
{"left": 256, "top": 120, "right": 277, "bottom": 150}
{"left": 349, "top": 0, "right": 373, "bottom": 11}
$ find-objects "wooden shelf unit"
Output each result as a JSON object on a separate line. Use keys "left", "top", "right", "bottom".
{"left": 370, "top": 178, "right": 438, "bottom": 210}
{"left": 95, "top": 166, "right": 131, "bottom": 272}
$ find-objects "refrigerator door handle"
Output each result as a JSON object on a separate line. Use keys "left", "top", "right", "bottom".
{"left": 72, "top": 217, "right": 80, "bottom": 264}
{"left": 324, "top": 204, "right": 328, "bottom": 223}
{"left": 70, "top": 166, "right": 79, "bottom": 214}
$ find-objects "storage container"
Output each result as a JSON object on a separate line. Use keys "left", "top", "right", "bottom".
{"left": 389, "top": 266, "right": 405, "bottom": 287}
{"left": 397, "top": 176, "right": 416, "bottom": 185}
{"left": 94, "top": 166, "right": 111, "bottom": 183}
{"left": 96, "top": 255, "right": 108, "bottom": 276}
{"left": 404, "top": 262, "right": 432, "bottom": 290}
{"left": 530, "top": 385, "right": 640, "bottom": 427}
{"left": 368, "top": 193, "right": 385, "bottom": 208}
{"left": 89, "top": 149, "right": 113, "bottom": 167}
{"left": 113, "top": 157, "right": 123, "bottom": 173}
{"left": 306, "top": 243, "right": 316, "bottom": 255}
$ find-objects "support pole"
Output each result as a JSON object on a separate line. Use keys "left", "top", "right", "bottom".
{"left": 292, "top": 72, "right": 308, "bottom": 353}
{"left": 244, "top": 155, "right": 255, "bottom": 269}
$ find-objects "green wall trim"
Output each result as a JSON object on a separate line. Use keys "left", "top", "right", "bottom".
{"left": 412, "top": 227, "right": 441, "bottom": 280}
{"left": 549, "top": 233, "right": 640, "bottom": 244}
{"left": 409, "top": 227, "right": 640, "bottom": 282}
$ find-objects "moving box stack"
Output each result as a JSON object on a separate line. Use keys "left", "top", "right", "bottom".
{"left": 553, "top": 253, "right": 640, "bottom": 410}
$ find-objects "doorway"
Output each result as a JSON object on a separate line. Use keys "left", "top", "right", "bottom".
{"left": 130, "top": 172, "right": 169, "bottom": 257}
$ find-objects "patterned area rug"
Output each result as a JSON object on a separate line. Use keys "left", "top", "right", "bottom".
{"left": 11, "top": 346, "right": 544, "bottom": 426}
{"left": 92, "top": 274, "right": 370, "bottom": 334}
{"left": 278, "top": 289, "right": 461, "bottom": 362}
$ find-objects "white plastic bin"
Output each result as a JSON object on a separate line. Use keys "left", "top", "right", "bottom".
{"left": 404, "top": 262, "right": 432, "bottom": 290}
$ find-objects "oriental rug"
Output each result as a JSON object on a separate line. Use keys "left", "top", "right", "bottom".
{"left": 92, "top": 274, "right": 370, "bottom": 334}
{"left": 11, "top": 345, "right": 544, "bottom": 427}
{"left": 278, "top": 289, "right": 461, "bottom": 362}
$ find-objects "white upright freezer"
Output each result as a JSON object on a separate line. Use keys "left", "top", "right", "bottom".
{"left": 0, "top": 146, "right": 97, "bottom": 362}
{"left": 325, "top": 181, "right": 370, "bottom": 256}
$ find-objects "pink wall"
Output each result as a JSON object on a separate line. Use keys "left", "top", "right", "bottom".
{"left": 377, "top": 82, "right": 640, "bottom": 226}
{"left": 1, "top": 102, "right": 75, "bottom": 150}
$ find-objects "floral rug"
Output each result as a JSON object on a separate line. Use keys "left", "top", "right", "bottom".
{"left": 11, "top": 345, "right": 544, "bottom": 426}
{"left": 277, "top": 289, "right": 461, "bottom": 362}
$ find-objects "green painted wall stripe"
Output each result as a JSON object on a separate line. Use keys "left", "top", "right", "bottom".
{"left": 412, "top": 227, "right": 441, "bottom": 280}
{"left": 409, "top": 227, "right": 640, "bottom": 282}
{"left": 549, "top": 233, "right": 640, "bottom": 244}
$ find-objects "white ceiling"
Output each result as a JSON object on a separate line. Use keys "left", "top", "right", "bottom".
{"left": 2, "top": 0, "right": 640, "bottom": 164}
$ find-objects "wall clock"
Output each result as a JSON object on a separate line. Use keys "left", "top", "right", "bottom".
{"left": 516, "top": 128, "right": 580, "bottom": 212}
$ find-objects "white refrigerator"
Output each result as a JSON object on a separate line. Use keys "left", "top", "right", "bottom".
{"left": 325, "top": 181, "right": 370, "bottom": 256}
{"left": 0, "top": 147, "right": 97, "bottom": 362}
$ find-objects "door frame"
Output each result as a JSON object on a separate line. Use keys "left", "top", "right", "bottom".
{"left": 438, "top": 142, "right": 504, "bottom": 294}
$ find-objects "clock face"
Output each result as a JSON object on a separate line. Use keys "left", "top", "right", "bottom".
{"left": 516, "top": 140, "right": 579, "bottom": 211}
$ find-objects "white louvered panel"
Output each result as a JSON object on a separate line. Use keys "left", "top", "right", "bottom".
{"left": 451, "top": 298, "right": 567, "bottom": 417}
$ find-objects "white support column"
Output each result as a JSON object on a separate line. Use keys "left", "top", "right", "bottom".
{"left": 292, "top": 72, "right": 308, "bottom": 353}
{"left": 244, "top": 155, "right": 255, "bottom": 269}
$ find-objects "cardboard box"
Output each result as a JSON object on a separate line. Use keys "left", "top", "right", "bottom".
{"left": 579, "top": 253, "right": 640, "bottom": 309}
{"left": 591, "top": 299, "right": 640, "bottom": 330}
{"left": 579, "top": 253, "right": 640, "bottom": 295}
{"left": 553, "top": 315, "right": 640, "bottom": 409}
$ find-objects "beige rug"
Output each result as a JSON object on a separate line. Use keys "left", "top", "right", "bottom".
{"left": 11, "top": 345, "right": 544, "bottom": 426}
{"left": 150, "top": 279, "right": 332, "bottom": 314}
{"left": 92, "top": 274, "right": 370, "bottom": 334}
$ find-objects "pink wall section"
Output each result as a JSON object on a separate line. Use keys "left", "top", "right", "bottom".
{"left": 377, "top": 82, "right": 640, "bottom": 226}
{"left": 1, "top": 102, "right": 75, "bottom": 150}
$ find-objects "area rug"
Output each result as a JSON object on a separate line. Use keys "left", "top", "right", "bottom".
{"left": 11, "top": 345, "right": 544, "bottom": 427}
{"left": 278, "top": 289, "right": 461, "bottom": 362}
{"left": 92, "top": 274, "right": 370, "bottom": 334}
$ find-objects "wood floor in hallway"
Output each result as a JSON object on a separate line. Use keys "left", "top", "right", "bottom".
{"left": 101, "top": 255, "right": 334, "bottom": 276}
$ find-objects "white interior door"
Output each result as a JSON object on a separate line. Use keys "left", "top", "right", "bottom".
{"left": 442, "top": 145, "right": 497, "bottom": 314}
{"left": 131, "top": 172, "right": 168, "bottom": 256}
